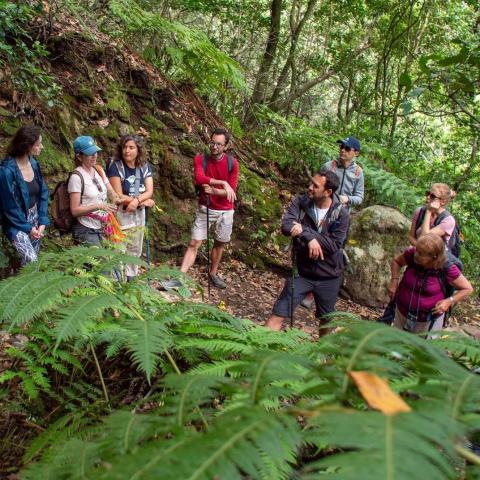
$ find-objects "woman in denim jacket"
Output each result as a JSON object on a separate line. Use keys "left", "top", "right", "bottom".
{"left": 0, "top": 126, "right": 50, "bottom": 265}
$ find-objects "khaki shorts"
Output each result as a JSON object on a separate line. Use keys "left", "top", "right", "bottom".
{"left": 191, "top": 206, "right": 234, "bottom": 243}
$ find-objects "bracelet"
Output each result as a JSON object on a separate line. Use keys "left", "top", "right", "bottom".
{"left": 449, "top": 296, "right": 455, "bottom": 305}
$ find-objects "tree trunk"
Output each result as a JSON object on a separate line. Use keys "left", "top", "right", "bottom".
{"left": 243, "top": 0, "right": 283, "bottom": 126}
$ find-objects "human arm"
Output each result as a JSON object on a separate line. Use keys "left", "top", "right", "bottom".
{"left": 125, "top": 176, "right": 154, "bottom": 212}
{"left": 0, "top": 169, "right": 33, "bottom": 235}
{"left": 280, "top": 195, "right": 303, "bottom": 236}
{"left": 432, "top": 273, "right": 473, "bottom": 314}
{"left": 419, "top": 201, "right": 451, "bottom": 238}
{"left": 346, "top": 170, "right": 364, "bottom": 206}
{"left": 408, "top": 216, "right": 418, "bottom": 246}
{"left": 297, "top": 206, "right": 349, "bottom": 256}
{"left": 34, "top": 161, "right": 50, "bottom": 228}
{"left": 388, "top": 252, "right": 407, "bottom": 299}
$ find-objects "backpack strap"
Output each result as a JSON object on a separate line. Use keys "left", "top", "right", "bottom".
{"left": 203, "top": 153, "right": 235, "bottom": 174}
{"left": 433, "top": 209, "right": 452, "bottom": 227}
{"left": 69, "top": 170, "right": 85, "bottom": 205}
{"left": 414, "top": 206, "right": 427, "bottom": 232}
{"left": 114, "top": 159, "right": 126, "bottom": 181}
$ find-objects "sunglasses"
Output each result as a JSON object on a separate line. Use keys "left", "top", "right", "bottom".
{"left": 425, "top": 191, "right": 441, "bottom": 200}
{"left": 92, "top": 176, "right": 103, "bottom": 193}
{"left": 339, "top": 144, "right": 353, "bottom": 152}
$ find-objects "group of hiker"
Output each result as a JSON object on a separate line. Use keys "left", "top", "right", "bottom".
{"left": 0, "top": 125, "right": 474, "bottom": 335}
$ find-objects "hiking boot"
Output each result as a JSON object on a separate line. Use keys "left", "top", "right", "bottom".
{"left": 160, "top": 278, "right": 183, "bottom": 290}
{"left": 209, "top": 274, "right": 227, "bottom": 289}
{"left": 300, "top": 293, "right": 314, "bottom": 309}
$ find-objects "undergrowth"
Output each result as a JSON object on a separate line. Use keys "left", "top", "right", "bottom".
{"left": 0, "top": 247, "right": 479, "bottom": 479}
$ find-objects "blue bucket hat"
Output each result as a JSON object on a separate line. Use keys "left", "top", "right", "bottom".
{"left": 337, "top": 136, "right": 361, "bottom": 151}
{"left": 73, "top": 136, "right": 102, "bottom": 155}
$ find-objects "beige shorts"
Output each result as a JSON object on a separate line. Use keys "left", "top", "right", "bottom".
{"left": 191, "top": 206, "right": 234, "bottom": 243}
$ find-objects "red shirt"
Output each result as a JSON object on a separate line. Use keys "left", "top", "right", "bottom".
{"left": 194, "top": 153, "right": 239, "bottom": 211}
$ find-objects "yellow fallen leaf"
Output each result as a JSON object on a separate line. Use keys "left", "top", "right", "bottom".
{"left": 348, "top": 239, "right": 358, "bottom": 245}
{"left": 348, "top": 371, "right": 411, "bottom": 416}
{"left": 217, "top": 300, "right": 226, "bottom": 311}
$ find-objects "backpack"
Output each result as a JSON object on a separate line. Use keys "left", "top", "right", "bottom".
{"left": 415, "top": 207, "right": 462, "bottom": 258}
{"left": 438, "top": 251, "right": 463, "bottom": 325}
{"left": 195, "top": 153, "right": 235, "bottom": 196}
{"left": 51, "top": 171, "right": 84, "bottom": 234}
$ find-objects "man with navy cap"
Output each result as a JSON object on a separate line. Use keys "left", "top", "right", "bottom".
{"left": 301, "top": 135, "right": 364, "bottom": 309}
{"left": 321, "top": 136, "right": 364, "bottom": 210}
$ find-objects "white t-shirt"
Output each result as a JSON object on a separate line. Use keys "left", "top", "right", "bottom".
{"left": 67, "top": 167, "right": 109, "bottom": 230}
{"left": 314, "top": 206, "right": 329, "bottom": 231}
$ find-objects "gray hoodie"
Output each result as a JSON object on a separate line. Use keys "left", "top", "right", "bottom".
{"left": 321, "top": 159, "right": 364, "bottom": 209}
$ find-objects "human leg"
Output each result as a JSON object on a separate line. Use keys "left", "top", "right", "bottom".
{"left": 11, "top": 231, "right": 39, "bottom": 266}
{"left": 266, "top": 275, "right": 314, "bottom": 330}
{"left": 311, "top": 276, "right": 342, "bottom": 324}
{"left": 209, "top": 240, "right": 226, "bottom": 276}
{"left": 180, "top": 239, "right": 203, "bottom": 273}
{"left": 124, "top": 226, "right": 144, "bottom": 278}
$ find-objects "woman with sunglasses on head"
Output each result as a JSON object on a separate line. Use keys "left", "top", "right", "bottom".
{"left": 68, "top": 136, "right": 118, "bottom": 246}
{"left": 0, "top": 126, "right": 50, "bottom": 265}
{"left": 107, "top": 134, "right": 154, "bottom": 281}
{"left": 388, "top": 233, "right": 472, "bottom": 334}
{"left": 408, "top": 183, "right": 457, "bottom": 253}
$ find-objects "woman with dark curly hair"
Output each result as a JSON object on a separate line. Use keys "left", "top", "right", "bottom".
{"left": 107, "top": 134, "right": 154, "bottom": 280}
{"left": 0, "top": 126, "right": 50, "bottom": 265}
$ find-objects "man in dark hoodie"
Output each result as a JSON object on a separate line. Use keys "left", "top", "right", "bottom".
{"left": 301, "top": 135, "right": 364, "bottom": 309}
{"left": 266, "top": 171, "right": 349, "bottom": 331}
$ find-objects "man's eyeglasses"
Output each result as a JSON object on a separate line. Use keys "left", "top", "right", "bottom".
{"left": 339, "top": 144, "right": 353, "bottom": 152}
{"left": 209, "top": 141, "right": 226, "bottom": 148}
{"left": 425, "top": 191, "right": 441, "bottom": 200}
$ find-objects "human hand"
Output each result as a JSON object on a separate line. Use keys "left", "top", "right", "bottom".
{"left": 427, "top": 198, "right": 441, "bottom": 212}
{"left": 432, "top": 298, "right": 453, "bottom": 314}
{"left": 141, "top": 198, "right": 155, "bottom": 208}
{"left": 388, "top": 278, "right": 399, "bottom": 300}
{"left": 290, "top": 221, "right": 303, "bottom": 237}
{"left": 30, "top": 227, "right": 41, "bottom": 239}
{"left": 339, "top": 195, "right": 349, "bottom": 204}
{"left": 308, "top": 239, "right": 324, "bottom": 260}
{"left": 203, "top": 184, "right": 213, "bottom": 195}
{"left": 222, "top": 182, "right": 237, "bottom": 202}
{"left": 101, "top": 203, "right": 118, "bottom": 214}
{"left": 126, "top": 198, "right": 139, "bottom": 212}
{"left": 37, "top": 225, "right": 45, "bottom": 237}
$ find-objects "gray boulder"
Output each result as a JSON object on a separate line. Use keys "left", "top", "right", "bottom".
{"left": 343, "top": 205, "right": 411, "bottom": 307}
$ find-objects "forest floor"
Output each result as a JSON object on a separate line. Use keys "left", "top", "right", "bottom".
{"left": 159, "top": 254, "right": 480, "bottom": 340}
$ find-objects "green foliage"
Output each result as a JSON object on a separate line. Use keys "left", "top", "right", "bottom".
{"left": 107, "top": 0, "right": 245, "bottom": 94}
{"left": 0, "top": 1, "right": 61, "bottom": 104}
{"left": 8, "top": 282, "right": 480, "bottom": 480}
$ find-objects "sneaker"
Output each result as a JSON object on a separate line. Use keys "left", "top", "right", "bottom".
{"left": 209, "top": 274, "right": 227, "bottom": 289}
{"left": 160, "top": 278, "right": 183, "bottom": 290}
{"left": 300, "top": 293, "right": 315, "bottom": 309}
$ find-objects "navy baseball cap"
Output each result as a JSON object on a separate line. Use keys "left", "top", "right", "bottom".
{"left": 73, "top": 136, "right": 102, "bottom": 155}
{"left": 337, "top": 136, "right": 361, "bottom": 151}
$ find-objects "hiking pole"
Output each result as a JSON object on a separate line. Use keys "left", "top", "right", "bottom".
{"left": 206, "top": 194, "right": 211, "bottom": 302}
{"left": 145, "top": 206, "right": 151, "bottom": 286}
{"left": 289, "top": 245, "right": 295, "bottom": 328}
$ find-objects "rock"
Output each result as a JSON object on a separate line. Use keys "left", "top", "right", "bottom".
{"left": 343, "top": 205, "right": 411, "bottom": 307}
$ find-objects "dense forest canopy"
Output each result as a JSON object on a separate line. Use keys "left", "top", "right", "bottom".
{"left": 2, "top": 0, "right": 479, "bottom": 275}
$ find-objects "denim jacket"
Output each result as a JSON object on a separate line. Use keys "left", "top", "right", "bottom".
{"left": 0, "top": 156, "right": 50, "bottom": 240}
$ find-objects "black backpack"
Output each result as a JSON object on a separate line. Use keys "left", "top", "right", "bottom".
{"left": 415, "top": 207, "right": 462, "bottom": 258}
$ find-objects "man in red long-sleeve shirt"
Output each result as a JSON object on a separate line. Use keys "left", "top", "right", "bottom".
{"left": 176, "top": 128, "right": 239, "bottom": 289}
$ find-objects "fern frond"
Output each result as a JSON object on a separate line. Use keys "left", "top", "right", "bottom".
{"left": 53, "top": 294, "right": 122, "bottom": 348}
{"left": 0, "top": 272, "right": 84, "bottom": 327}
{"left": 122, "top": 317, "right": 173, "bottom": 382}
{"left": 301, "top": 408, "right": 461, "bottom": 480}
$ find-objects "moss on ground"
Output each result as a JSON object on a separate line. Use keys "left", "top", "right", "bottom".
{"left": 104, "top": 83, "right": 131, "bottom": 122}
